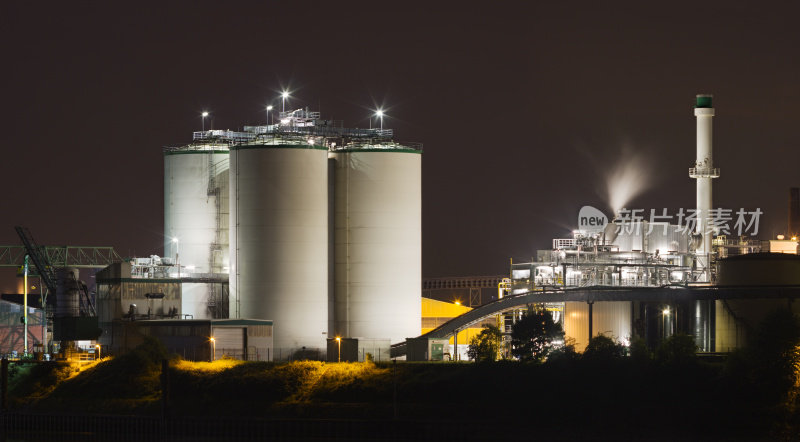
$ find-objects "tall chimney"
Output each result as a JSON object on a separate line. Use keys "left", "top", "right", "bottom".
{"left": 690, "top": 94, "right": 718, "bottom": 282}
{"left": 789, "top": 187, "right": 800, "bottom": 238}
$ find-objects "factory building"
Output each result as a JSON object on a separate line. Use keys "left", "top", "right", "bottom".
{"left": 0, "top": 300, "right": 44, "bottom": 358}
{"left": 163, "top": 108, "right": 422, "bottom": 359}
{"left": 509, "top": 221, "right": 695, "bottom": 351}
{"left": 111, "top": 318, "right": 273, "bottom": 362}
{"left": 501, "top": 95, "right": 800, "bottom": 354}
{"left": 714, "top": 253, "right": 800, "bottom": 351}
{"left": 421, "top": 297, "right": 493, "bottom": 360}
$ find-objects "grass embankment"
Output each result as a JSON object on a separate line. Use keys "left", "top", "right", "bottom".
{"left": 6, "top": 335, "right": 799, "bottom": 440}
{"left": 8, "top": 339, "right": 395, "bottom": 418}
{"left": 9, "top": 337, "right": 167, "bottom": 414}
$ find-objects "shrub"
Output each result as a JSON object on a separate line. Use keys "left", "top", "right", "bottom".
{"left": 656, "top": 334, "right": 697, "bottom": 366}
{"left": 583, "top": 335, "right": 625, "bottom": 363}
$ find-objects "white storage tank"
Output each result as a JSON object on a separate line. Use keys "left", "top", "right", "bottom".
{"left": 564, "top": 301, "right": 631, "bottom": 352}
{"left": 331, "top": 143, "right": 422, "bottom": 344}
{"left": 229, "top": 140, "right": 329, "bottom": 356}
{"left": 164, "top": 145, "right": 230, "bottom": 319}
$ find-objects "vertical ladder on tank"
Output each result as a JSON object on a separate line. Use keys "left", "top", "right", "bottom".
{"left": 207, "top": 153, "right": 229, "bottom": 318}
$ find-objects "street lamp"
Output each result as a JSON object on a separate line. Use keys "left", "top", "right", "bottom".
{"left": 201, "top": 111, "right": 209, "bottom": 132}
{"left": 281, "top": 91, "right": 289, "bottom": 112}
{"left": 266, "top": 105, "right": 273, "bottom": 125}
{"left": 210, "top": 337, "right": 216, "bottom": 361}
{"left": 172, "top": 237, "right": 180, "bottom": 278}
{"left": 23, "top": 255, "right": 29, "bottom": 356}
{"left": 335, "top": 336, "right": 341, "bottom": 362}
{"left": 662, "top": 307, "right": 671, "bottom": 339}
{"left": 95, "top": 344, "right": 101, "bottom": 360}
{"left": 375, "top": 109, "right": 384, "bottom": 131}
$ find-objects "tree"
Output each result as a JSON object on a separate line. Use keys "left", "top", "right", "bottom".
{"left": 467, "top": 324, "right": 502, "bottom": 362}
{"left": 655, "top": 334, "right": 697, "bottom": 366}
{"left": 583, "top": 334, "right": 625, "bottom": 363}
{"left": 510, "top": 305, "right": 564, "bottom": 362}
{"left": 628, "top": 336, "right": 652, "bottom": 365}
{"left": 547, "top": 336, "right": 579, "bottom": 363}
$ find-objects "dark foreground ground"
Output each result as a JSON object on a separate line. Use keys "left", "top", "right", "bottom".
{"left": 3, "top": 331, "right": 799, "bottom": 441}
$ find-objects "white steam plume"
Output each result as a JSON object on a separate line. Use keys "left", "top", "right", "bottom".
{"left": 605, "top": 146, "right": 654, "bottom": 216}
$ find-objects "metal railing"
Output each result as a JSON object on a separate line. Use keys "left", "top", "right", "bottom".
{"left": 553, "top": 238, "right": 576, "bottom": 249}
{"left": 269, "top": 125, "right": 394, "bottom": 140}
{"left": 192, "top": 130, "right": 256, "bottom": 142}
{"left": 689, "top": 167, "right": 720, "bottom": 178}
{"left": 170, "top": 126, "right": 426, "bottom": 153}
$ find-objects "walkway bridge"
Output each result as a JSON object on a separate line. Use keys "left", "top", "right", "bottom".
{"left": 391, "top": 285, "right": 800, "bottom": 358}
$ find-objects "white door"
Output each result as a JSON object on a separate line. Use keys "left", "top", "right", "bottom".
{"left": 212, "top": 327, "right": 244, "bottom": 360}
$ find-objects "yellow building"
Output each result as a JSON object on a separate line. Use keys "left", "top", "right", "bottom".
{"left": 421, "top": 297, "right": 494, "bottom": 359}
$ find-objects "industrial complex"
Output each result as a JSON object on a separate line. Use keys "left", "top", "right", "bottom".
{"left": 2, "top": 94, "right": 799, "bottom": 363}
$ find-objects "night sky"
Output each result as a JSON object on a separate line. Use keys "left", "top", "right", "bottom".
{"left": 2, "top": 1, "right": 798, "bottom": 281}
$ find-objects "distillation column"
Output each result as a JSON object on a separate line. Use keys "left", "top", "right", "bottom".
{"left": 690, "top": 94, "right": 718, "bottom": 283}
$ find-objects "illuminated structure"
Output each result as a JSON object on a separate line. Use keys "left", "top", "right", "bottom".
{"left": 332, "top": 143, "right": 421, "bottom": 344}
{"left": 164, "top": 142, "right": 230, "bottom": 319}
{"left": 420, "top": 297, "right": 492, "bottom": 360}
{"left": 498, "top": 95, "right": 796, "bottom": 353}
{"left": 689, "top": 94, "right": 718, "bottom": 283}
{"left": 163, "top": 106, "right": 422, "bottom": 357}
{"left": 508, "top": 221, "right": 693, "bottom": 350}
{"left": 229, "top": 128, "right": 329, "bottom": 353}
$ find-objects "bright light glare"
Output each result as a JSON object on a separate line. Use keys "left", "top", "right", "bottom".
{"left": 202, "top": 111, "right": 209, "bottom": 117}
{"left": 172, "top": 237, "right": 179, "bottom": 243}
{"left": 662, "top": 308, "right": 670, "bottom": 315}
{"left": 375, "top": 109, "right": 384, "bottom": 117}
{"left": 335, "top": 336, "right": 341, "bottom": 342}
{"left": 282, "top": 91, "right": 289, "bottom": 99}
{"left": 266, "top": 105, "right": 273, "bottom": 111}
{"left": 210, "top": 337, "right": 215, "bottom": 342}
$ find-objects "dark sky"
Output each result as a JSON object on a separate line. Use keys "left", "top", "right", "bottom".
{"left": 2, "top": 1, "right": 798, "bottom": 279}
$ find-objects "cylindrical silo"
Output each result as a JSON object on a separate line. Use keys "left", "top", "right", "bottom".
{"left": 55, "top": 268, "right": 81, "bottom": 318}
{"left": 164, "top": 145, "right": 230, "bottom": 319}
{"left": 229, "top": 140, "right": 329, "bottom": 357}
{"left": 564, "top": 301, "right": 631, "bottom": 352}
{"left": 331, "top": 143, "right": 422, "bottom": 344}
